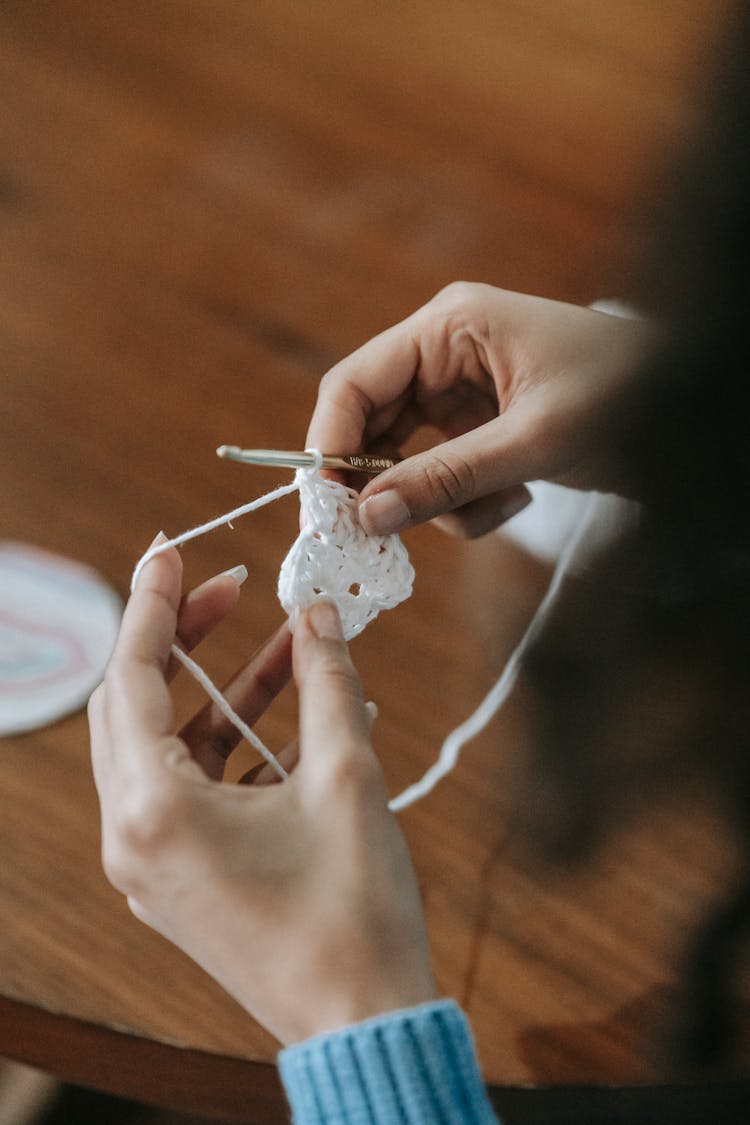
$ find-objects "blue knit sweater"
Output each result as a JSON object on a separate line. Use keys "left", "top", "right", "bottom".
{"left": 278, "top": 1000, "right": 500, "bottom": 1123}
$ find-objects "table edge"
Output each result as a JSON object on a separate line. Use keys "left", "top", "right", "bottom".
{"left": 1, "top": 994, "right": 748, "bottom": 1124}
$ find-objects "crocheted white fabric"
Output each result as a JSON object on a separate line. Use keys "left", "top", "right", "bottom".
{"left": 278, "top": 469, "right": 414, "bottom": 640}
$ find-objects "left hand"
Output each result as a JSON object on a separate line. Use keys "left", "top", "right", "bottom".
{"left": 88, "top": 544, "right": 436, "bottom": 1045}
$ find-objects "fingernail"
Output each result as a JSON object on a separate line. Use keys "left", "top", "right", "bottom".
{"left": 500, "top": 492, "right": 532, "bottom": 523}
{"left": 307, "top": 599, "right": 343, "bottom": 640}
{"left": 151, "top": 530, "right": 168, "bottom": 547}
{"left": 359, "top": 490, "right": 411, "bottom": 536}
{"left": 221, "top": 564, "right": 248, "bottom": 586}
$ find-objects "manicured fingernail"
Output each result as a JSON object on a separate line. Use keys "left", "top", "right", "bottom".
{"left": 221, "top": 564, "right": 248, "bottom": 586}
{"left": 359, "top": 490, "right": 411, "bottom": 535}
{"left": 151, "top": 530, "right": 168, "bottom": 547}
{"left": 308, "top": 599, "right": 343, "bottom": 640}
{"left": 500, "top": 493, "right": 532, "bottom": 523}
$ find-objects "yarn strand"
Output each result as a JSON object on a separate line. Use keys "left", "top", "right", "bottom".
{"left": 130, "top": 480, "right": 300, "bottom": 592}
{"left": 131, "top": 450, "right": 410, "bottom": 784}
{"left": 133, "top": 450, "right": 599, "bottom": 811}
{"left": 388, "top": 493, "right": 599, "bottom": 812}
{"left": 130, "top": 472, "right": 305, "bottom": 782}
{"left": 170, "top": 644, "right": 288, "bottom": 780}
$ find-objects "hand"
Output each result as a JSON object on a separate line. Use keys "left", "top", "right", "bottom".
{"left": 88, "top": 545, "right": 436, "bottom": 1045}
{"left": 306, "top": 283, "right": 654, "bottom": 537}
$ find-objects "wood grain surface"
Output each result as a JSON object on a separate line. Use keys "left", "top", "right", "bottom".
{"left": 1, "top": 1, "right": 747, "bottom": 1120}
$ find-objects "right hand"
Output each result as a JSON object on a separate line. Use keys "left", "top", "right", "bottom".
{"left": 306, "top": 283, "right": 654, "bottom": 537}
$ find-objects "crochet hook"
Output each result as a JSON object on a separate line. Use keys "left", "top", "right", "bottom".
{"left": 216, "top": 446, "right": 399, "bottom": 474}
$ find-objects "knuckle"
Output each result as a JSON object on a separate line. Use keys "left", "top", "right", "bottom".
{"left": 317, "top": 365, "right": 341, "bottom": 401}
{"left": 429, "top": 282, "right": 492, "bottom": 355}
{"left": 127, "top": 895, "right": 158, "bottom": 929}
{"left": 420, "top": 451, "right": 478, "bottom": 511}
{"left": 101, "top": 659, "right": 130, "bottom": 704}
{"left": 113, "top": 785, "right": 182, "bottom": 858}
{"left": 519, "top": 406, "right": 560, "bottom": 465}
{"left": 101, "top": 841, "right": 140, "bottom": 895}
{"left": 431, "top": 280, "right": 478, "bottom": 313}
{"left": 327, "top": 742, "right": 384, "bottom": 798}
{"left": 102, "top": 783, "right": 189, "bottom": 896}
{"left": 317, "top": 366, "right": 374, "bottom": 420}
{"left": 313, "top": 646, "right": 362, "bottom": 694}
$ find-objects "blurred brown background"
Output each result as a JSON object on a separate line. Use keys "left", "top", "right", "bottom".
{"left": 1, "top": 2, "right": 744, "bottom": 1123}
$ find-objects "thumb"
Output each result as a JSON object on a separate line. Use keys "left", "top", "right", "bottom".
{"left": 357, "top": 416, "right": 532, "bottom": 536}
{"left": 293, "top": 600, "right": 374, "bottom": 784}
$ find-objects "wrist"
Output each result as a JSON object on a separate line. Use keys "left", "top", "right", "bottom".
{"left": 283, "top": 973, "right": 439, "bottom": 1046}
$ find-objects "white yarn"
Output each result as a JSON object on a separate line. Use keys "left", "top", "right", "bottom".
{"left": 130, "top": 476, "right": 302, "bottom": 781}
{"left": 170, "top": 644, "right": 289, "bottom": 780}
{"left": 131, "top": 452, "right": 413, "bottom": 778}
{"left": 387, "top": 492, "right": 599, "bottom": 812}
{"left": 132, "top": 450, "right": 599, "bottom": 812}
{"left": 130, "top": 480, "right": 300, "bottom": 592}
{"left": 278, "top": 469, "right": 414, "bottom": 641}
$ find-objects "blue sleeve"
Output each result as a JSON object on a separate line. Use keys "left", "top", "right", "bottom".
{"left": 278, "top": 999, "right": 501, "bottom": 1124}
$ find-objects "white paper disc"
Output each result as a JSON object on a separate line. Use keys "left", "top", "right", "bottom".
{"left": 0, "top": 542, "right": 122, "bottom": 735}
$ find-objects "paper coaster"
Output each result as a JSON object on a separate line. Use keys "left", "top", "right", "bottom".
{"left": 0, "top": 542, "right": 122, "bottom": 736}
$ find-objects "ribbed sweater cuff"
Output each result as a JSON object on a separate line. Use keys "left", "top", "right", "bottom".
{"left": 278, "top": 999, "right": 499, "bottom": 1124}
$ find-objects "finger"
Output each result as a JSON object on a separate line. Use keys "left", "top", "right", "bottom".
{"left": 238, "top": 739, "right": 300, "bottom": 786}
{"left": 306, "top": 282, "right": 497, "bottom": 458}
{"left": 104, "top": 543, "right": 183, "bottom": 745}
{"left": 306, "top": 314, "right": 421, "bottom": 454}
{"left": 179, "top": 623, "right": 293, "bottom": 780}
{"left": 365, "top": 382, "right": 495, "bottom": 454}
{"left": 357, "top": 411, "right": 536, "bottom": 536}
{"left": 293, "top": 601, "right": 373, "bottom": 789}
{"left": 167, "top": 566, "right": 247, "bottom": 681}
{"left": 127, "top": 896, "right": 152, "bottom": 926}
{"left": 430, "top": 485, "right": 532, "bottom": 539}
{"left": 88, "top": 683, "right": 111, "bottom": 796}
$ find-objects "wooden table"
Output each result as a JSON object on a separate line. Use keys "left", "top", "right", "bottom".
{"left": 1, "top": 2, "right": 748, "bottom": 1121}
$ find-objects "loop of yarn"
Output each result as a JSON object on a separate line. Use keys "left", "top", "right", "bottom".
{"left": 278, "top": 468, "right": 414, "bottom": 641}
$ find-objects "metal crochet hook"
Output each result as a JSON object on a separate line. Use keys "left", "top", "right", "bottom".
{"left": 216, "top": 446, "right": 399, "bottom": 475}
